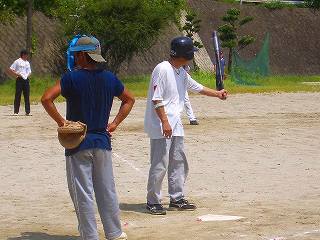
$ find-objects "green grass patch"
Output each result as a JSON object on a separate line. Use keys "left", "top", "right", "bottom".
{"left": 122, "top": 75, "right": 150, "bottom": 97}
{"left": 262, "top": 1, "right": 293, "bottom": 10}
{"left": 216, "top": 0, "right": 306, "bottom": 9}
{"left": 262, "top": 1, "right": 306, "bottom": 10}
{"left": 192, "top": 71, "right": 320, "bottom": 94}
{"left": 0, "top": 73, "right": 319, "bottom": 105}
{"left": 0, "top": 76, "right": 64, "bottom": 105}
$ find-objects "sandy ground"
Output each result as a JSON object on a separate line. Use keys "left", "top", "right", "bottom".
{"left": 1, "top": 93, "right": 320, "bottom": 240}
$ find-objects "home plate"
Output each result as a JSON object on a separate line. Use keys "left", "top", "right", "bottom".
{"left": 197, "top": 214, "right": 245, "bottom": 222}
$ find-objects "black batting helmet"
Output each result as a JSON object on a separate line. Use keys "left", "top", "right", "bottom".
{"left": 170, "top": 37, "right": 198, "bottom": 61}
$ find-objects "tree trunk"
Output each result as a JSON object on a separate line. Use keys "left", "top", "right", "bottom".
{"left": 228, "top": 47, "right": 233, "bottom": 73}
{"left": 26, "top": 0, "right": 33, "bottom": 58}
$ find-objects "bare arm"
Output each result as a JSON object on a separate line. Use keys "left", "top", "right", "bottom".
{"left": 153, "top": 100, "right": 172, "bottom": 138}
{"left": 107, "top": 88, "right": 135, "bottom": 133}
{"left": 200, "top": 87, "right": 227, "bottom": 100}
{"left": 7, "top": 68, "right": 21, "bottom": 79}
{"left": 41, "top": 80, "right": 65, "bottom": 127}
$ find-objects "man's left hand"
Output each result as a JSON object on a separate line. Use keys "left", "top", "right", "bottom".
{"left": 107, "top": 122, "right": 118, "bottom": 135}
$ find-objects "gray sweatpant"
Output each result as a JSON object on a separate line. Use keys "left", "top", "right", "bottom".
{"left": 147, "top": 136, "right": 189, "bottom": 204}
{"left": 66, "top": 149, "right": 122, "bottom": 240}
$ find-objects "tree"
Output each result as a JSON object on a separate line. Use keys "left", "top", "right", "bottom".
{"left": 26, "top": 0, "right": 33, "bottom": 55}
{"left": 0, "top": 0, "right": 25, "bottom": 22}
{"left": 182, "top": 12, "right": 203, "bottom": 71}
{"left": 0, "top": 0, "right": 59, "bottom": 56}
{"left": 54, "top": 0, "right": 186, "bottom": 73}
{"left": 218, "top": 8, "right": 255, "bottom": 72}
{"left": 305, "top": 0, "right": 320, "bottom": 10}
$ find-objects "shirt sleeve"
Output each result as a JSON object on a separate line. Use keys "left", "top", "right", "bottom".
{"left": 26, "top": 62, "right": 32, "bottom": 77}
{"left": 10, "top": 60, "right": 18, "bottom": 71}
{"left": 151, "top": 67, "right": 166, "bottom": 101}
{"left": 60, "top": 73, "right": 72, "bottom": 98}
{"left": 113, "top": 75, "right": 125, "bottom": 97}
{"left": 185, "top": 73, "right": 204, "bottom": 93}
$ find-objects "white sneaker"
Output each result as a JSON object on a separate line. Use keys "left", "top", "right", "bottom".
{"left": 25, "top": 113, "right": 32, "bottom": 116}
{"left": 13, "top": 113, "right": 18, "bottom": 116}
{"left": 112, "top": 232, "right": 127, "bottom": 240}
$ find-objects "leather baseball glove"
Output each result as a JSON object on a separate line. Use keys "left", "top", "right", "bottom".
{"left": 57, "top": 121, "right": 87, "bottom": 149}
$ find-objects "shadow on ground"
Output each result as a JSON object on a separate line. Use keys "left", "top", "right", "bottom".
{"left": 119, "top": 203, "right": 147, "bottom": 214}
{"left": 7, "top": 232, "right": 79, "bottom": 240}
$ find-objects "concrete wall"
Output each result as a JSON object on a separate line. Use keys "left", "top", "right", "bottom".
{"left": 188, "top": 0, "right": 320, "bottom": 75}
{"left": 0, "top": 13, "right": 63, "bottom": 82}
{"left": 1, "top": 4, "right": 319, "bottom": 80}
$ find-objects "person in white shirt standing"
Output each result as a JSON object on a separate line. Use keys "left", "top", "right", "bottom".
{"left": 144, "top": 37, "right": 227, "bottom": 215}
{"left": 183, "top": 65, "right": 199, "bottom": 125}
{"left": 184, "top": 91, "right": 198, "bottom": 125}
{"left": 8, "top": 50, "right": 32, "bottom": 116}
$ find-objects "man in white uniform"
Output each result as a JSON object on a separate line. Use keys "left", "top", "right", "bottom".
{"left": 183, "top": 65, "right": 199, "bottom": 125}
{"left": 8, "top": 50, "right": 32, "bottom": 115}
{"left": 144, "top": 37, "right": 227, "bottom": 215}
{"left": 184, "top": 91, "right": 198, "bottom": 125}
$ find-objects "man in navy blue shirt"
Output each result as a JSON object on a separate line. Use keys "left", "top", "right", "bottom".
{"left": 42, "top": 36, "right": 135, "bottom": 240}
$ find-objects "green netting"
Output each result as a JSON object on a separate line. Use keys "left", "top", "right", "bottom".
{"left": 231, "top": 33, "right": 270, "bottom": 85}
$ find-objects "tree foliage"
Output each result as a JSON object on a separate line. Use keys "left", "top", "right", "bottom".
{"left": 0, "top": 0, "right": 59, "bottom": 56}
{"left": 54, "top": 0, "right": 186, "bottom": 73}
{"left": 0, "top": 0, "right": 24, "bottom": 21}
{"left": 183, "top": 13, "right": 203, "bottom": 49}
{"left": 0, "top": 0, "right": 58, "bottom": 22}
{"left": 305, "top": 0, "right": 320, "bottom": 10}
{"left": 218, "top": 8, "right": 255, "bottom": 72}
{"left": 182, "top": 12, "right": 203, "bottom": 71}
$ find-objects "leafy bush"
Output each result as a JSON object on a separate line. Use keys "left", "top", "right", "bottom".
{"left": 263, "top": 1, "right": 291, "bottom": 10}
{"left": 218, "top": 8, "right": 255, "bottom": 72}
{"left": 305, "top": 0, "right": 320, "bottom": 10}
{"left": 54, "top": 0, "right": 186, "bottom": 73}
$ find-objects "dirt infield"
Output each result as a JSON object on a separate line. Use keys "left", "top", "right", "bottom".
{"left": 1, "top": 93, "right": 320, "bottom": 240}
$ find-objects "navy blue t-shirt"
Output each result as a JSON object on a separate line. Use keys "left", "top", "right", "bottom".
{"left": 60, "top": 69, "right": 124, "bottom": 156}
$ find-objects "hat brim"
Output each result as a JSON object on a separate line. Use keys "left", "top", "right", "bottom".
{"left": 87, "top": 53, "right": 106, "bottom": 63}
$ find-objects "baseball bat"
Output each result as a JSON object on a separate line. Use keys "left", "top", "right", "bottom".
{"left": 212, "top": 31, "right": 224, "bottom": 91}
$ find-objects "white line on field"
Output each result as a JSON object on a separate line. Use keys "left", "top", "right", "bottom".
{"left": 263, "top": 229, "right": 320, "bottom": 240}
{"left": 113, "top": 152, "right": 143, "bottom": 174}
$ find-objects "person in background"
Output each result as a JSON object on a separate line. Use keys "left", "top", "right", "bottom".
{"left": 183, "top": 65, "right": 199, "bottom": 125}
{"left": 213, "top": 50, "right": 226, "bottom": 82}
{"left": 8, "top": 50, "right": 32, "bottom": 116}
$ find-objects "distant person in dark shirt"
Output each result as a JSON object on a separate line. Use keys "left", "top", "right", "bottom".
{"left": 214, "top": 50, "right": 226, "bottom": 81}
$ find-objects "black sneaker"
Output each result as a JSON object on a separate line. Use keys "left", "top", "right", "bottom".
{"left": 169, "top": 199, "right": 197, "bottom": 211}
{"left": 146, "top": 203, "right": 166, "bottom": 215}
{"left": 190, "top": 120, "right": 199, "bottom": 125}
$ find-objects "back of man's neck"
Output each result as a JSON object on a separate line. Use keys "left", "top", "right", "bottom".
{"left": 79, "top": 64, "right": 97, "bottom": 70}
{"left": 168, "top": 59, "right": 182, "bottom": 69}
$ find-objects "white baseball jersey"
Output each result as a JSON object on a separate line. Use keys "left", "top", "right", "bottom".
{"left": 10, "top": 58, "right": 31, "bottom": 80}
{"left": 144, "top": 61, "right": 203, "bottom": 139}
